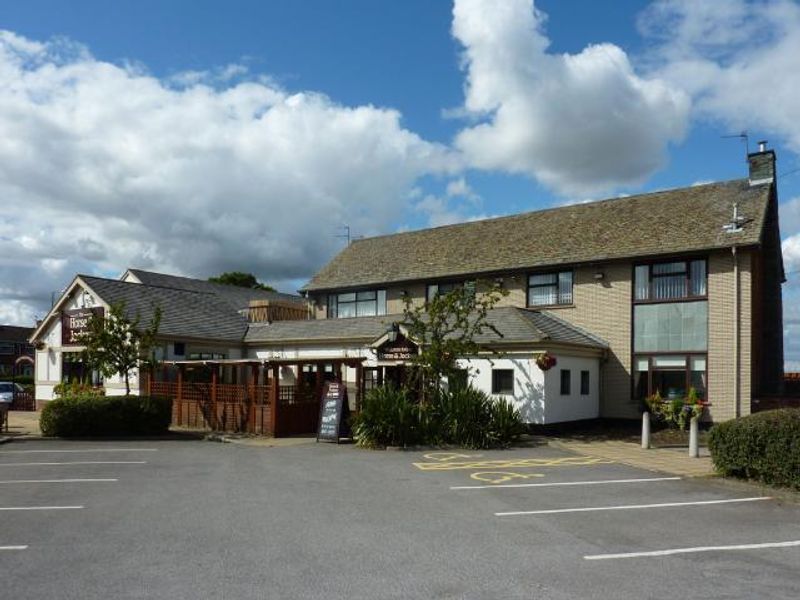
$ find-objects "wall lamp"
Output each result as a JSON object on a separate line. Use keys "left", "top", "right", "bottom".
{"left": 593, "top": 272, "right": 605, "bottom": 280}
{"left": 387, "top": 322, "right": 400, "bottom": 343}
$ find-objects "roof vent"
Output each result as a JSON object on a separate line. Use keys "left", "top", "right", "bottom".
{"left": 748, "top": 141, "right": 776, "bottom": 186}
{"left": 722, "top": 201, "right": 746, "bottom": 234}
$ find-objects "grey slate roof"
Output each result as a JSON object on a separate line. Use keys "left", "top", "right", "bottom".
{"left": 127, "top": 269, "right": 304, "bottom": 311}
{"left": 245, "top": 307, "right": 607, "bottom": 349}
{"left": 80, "top": 276, "right": 249, "bottom": 342}
{"left": 303, "top": 179, "right": 771, "bottom": 291}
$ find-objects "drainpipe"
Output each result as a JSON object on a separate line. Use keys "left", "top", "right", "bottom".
{"left": 732, "top": 245, "right": 740, "bottom": 418}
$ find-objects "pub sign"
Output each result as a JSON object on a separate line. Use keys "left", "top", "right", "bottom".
{"left": 377, "top": 333, "right": 418, "bottom": 361}
{"left": 61, "top": 307, "right": 104, "bottom": 346}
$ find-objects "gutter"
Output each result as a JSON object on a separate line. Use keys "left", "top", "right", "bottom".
{"left": 732, "top": 245, "right": 740, "bottom": 418}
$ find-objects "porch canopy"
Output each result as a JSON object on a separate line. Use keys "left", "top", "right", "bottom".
{"left": 147, "top": 357, "right": 365, "bottom": 437}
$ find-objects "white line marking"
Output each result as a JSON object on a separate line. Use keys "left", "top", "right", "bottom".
{"left": 585, "top": 540, "right": 800, "bottom": 560}
{"left": 0, "top": 546, "right": 28, "bottom": 551}
{"left": 0, "top": 448, "right": 157, "bottom": 454}
{"left": 0, "top": 461, "right": 147, "bottom": 467}
{"left": 451, "top": 476, "right": 680, "bottom": 490}
{"left": 0, "top": 478, "right": 118, "bottom": 484}
{"left": 495, "top": 496, "right": 772, "bottom": 516}
{"left": 0, "top": 506, "right": 84, "bottom": 511}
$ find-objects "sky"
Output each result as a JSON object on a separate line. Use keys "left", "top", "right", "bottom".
{"left": 1, "top": 0, "right": 800, "bottom": 366}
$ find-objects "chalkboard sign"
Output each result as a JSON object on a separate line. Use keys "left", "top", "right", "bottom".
{"left": 317, "top": 380, "right": 350, "bottom": 443}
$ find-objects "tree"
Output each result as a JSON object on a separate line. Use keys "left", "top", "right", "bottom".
{"left": 78, "top": 303, "right": 162, "bottom": 395}
{"left": 208, "top": 271, "right": 276, "bottom": 291}
{"left": 401, "top": 282, "right": 508, "bottom": 399}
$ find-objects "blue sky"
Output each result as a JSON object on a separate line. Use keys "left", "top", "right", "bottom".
{"left": 1, "top": 0, "right": 800, "bottom": 364}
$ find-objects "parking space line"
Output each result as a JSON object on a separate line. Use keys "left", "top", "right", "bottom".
{"left": 585, "top": 540, "right": 800, "bottom": 560}
{"left": 414, "top": 456, "right": 614, "bottom": 471}
{"left": 0, "top": 478, "right": 118, "bottom": 484}
{"left": 452, "top": 476, "right": 681, "bottom": 490}
{"left": 495, "top": 496, "right": 772, "bottom": 516}
{"left": 0, "top": 461, "right": 147, "bottom": 467}
{"left": 0, "top": 506, "right": 84, "bottom": 511}
{"left": 0, "top": 449, "right": 158, "bottom": 454}
{"left": 0, "top": 546, "right": 28, "bottom": 551}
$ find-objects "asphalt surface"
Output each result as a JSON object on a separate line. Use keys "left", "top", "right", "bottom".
{"left": 1, "top": 438, "right": 799, "bottom": 599}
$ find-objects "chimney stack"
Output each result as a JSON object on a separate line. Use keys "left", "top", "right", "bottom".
{"left": 748, "top": 140, "right": 776, "bottom": 186}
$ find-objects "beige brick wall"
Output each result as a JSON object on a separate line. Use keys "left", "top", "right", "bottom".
{"left": 707, "top": 249, "right": 752, "bottom": 421}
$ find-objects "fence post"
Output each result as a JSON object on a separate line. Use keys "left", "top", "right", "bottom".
{"left": 211, "top": 365, "right": 218, "bottom": 430}
{"left": 689, "top": 416, "right": 699, "bottom": 458}
{"left": 641, "top": 411, "right": 651, "bottom": 449}
{"left": 176, "top": 365, "right": 184, "bottom": 427}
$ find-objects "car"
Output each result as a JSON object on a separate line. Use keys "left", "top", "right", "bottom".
{"left": 0, "top": 381, "right": 26, "bottom": 404}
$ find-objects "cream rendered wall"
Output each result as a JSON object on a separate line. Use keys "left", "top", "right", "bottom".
{"left": 461, "top": 355, "right": 546, "bottom": 424}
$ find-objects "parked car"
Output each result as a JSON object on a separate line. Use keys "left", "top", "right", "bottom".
{"left": 0, "top": 381, "right": 34, "bottom": 410}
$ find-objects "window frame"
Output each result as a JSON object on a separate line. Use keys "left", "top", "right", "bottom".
{"left": 633, "top": 258, "right": 707, "bottom": 304}
{"left": 491, "top": 369, "right": 515, "bottom": 395}
{"left": 527, "top": 270, "right": 574, "bottom": 307}
{"left": 327, "top": 289, "right": 386, "bottom": 318}
{"left": 560, "top": 369, "right": 571, "bottom": 395}
{"left": 426, "top": 280, "right": 476, "bottom": 304}
{"left": 580, "top": 370, "right": 590, "bottom": 396}
{"left": 632, "top": 353, "right": 707, "bottom": 402}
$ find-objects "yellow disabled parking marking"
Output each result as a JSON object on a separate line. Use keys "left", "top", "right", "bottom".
{"left": 413, "top": 456, "right": 615, "bottom": 471}
{"left": 470, "top": 471, "right": 545, "bottom": 484}
{"left": 422, "top": 452, "right": 481, "bottom": 462}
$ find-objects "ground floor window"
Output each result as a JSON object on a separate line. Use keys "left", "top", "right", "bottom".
{"left": 634, "top": 354, "right": 707, "bottom": 401}
{"left": 560, "top": 369, "right": 571, "bottom": 395}
{"left": 62, "top": 354, "right": 102, "bottom": 386}
{"left": 492, "top": 369, "right": 514, "bottom": 395}
{"left": 580, "top": 370, "right": 590, "bottom": 395}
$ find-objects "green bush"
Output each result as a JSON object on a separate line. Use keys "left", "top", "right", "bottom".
{"left": 708, "top": 409, "right": 800, "bottom": 490}
{"left": 352, "top": 386, "right": 421, "bottom": 448}
{"left": 352, "top": 384, "right": 524, "bottom": 449}
{"left": 40, "top": 395, "right": 172, "bottom": 437}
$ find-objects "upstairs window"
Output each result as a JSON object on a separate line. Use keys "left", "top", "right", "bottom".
{"left": 327, "top": 290, "right": 386, "bottom": 318}
{"left": 528, "top": 271, "right": 573, "bottom": 307}
{"left": 426, "top": 280, "right": 476, "bottom": 304}
{"left": 634, "top": 259, "right": 706, "bottom": 302}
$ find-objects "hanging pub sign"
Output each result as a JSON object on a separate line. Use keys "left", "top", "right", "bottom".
{"left": 377, "top": 333, "right": 418, "bottom": 361}
{"left": 61, "top": 307, "right": 104, "bottom": 346}
{"left": 317, "top": 380, "right": 350, "bottom": 443}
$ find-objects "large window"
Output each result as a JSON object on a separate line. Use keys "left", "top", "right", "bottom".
{"left": 426, "top": 281, "right": 476, "bottom": 303}
{"left": 327, "top": 290, "right": 386, "bottom": 318}
{"left": 528, "top": 271, "right": 573, "bottom": 307}
{"left": 634, "top": 259, "right": 706, "bottom": 302}
{"left": 634, "top": 355, "right": 707, "bottom": 401}
{"left": 634, "top": 301, "right": 708, "bottom": 353}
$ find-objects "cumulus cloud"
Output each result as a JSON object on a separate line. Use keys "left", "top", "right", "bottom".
{"left": 451, "top": 0, "right": 690, "bottom": 197}
{"left": 0, "top": 31, "right": 454, "bottom": 324}
{"left": 414, "top": 177, "right": 487, "bottom": 227}
{"left": 638, "top": 0, "right": 800, "bottom": 155}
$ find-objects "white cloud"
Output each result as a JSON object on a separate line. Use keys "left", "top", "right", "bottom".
{"left": 0, "top": 30, "right": 455, "bottom": 324}
{"left": 451, "top": 0, "right": 690, "bottom": 197}
{"left": 639, "top": 0, "right": 800, "bottom": 155}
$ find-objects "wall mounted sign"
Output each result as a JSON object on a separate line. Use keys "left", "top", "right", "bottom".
{"left": 61, "top": 307, "right": 104, "bottom": 346}
{"left": 317, "top": 380, "right": 350, "bottom": 443}
{"left": 377, "top": 334, "right": 418, "bottom": 361}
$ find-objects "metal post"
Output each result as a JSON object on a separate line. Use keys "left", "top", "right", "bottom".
{"left": 641, "top": 411, "right": 651, "bottom": 449}
{"left": 689, "top": 416, "right": 699, "bottom": 458}
{"left": 269, "top": 364, "right": 280, "bottom": 437}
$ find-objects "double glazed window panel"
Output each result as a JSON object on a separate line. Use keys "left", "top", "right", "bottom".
{"left": 528, "top": 271, "right": 573, "bottom": 306}
{"left": 633, "top": 301, "right": 708, "bottom": 353}
{"left": 635, "top": 259, "right": 706, "bottom": 302}
{"left": 327, "top": 290, "right": 386, "bottom": 318}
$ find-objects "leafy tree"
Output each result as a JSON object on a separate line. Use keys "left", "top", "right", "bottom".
{"left": 208, "top": 271, "right": 276, "bottom": 291}
{"left": 78, "top": 303, "right": 162, "bottom": 395}
{"left": 401, "top": 282, "right": 508, "bottom": 400}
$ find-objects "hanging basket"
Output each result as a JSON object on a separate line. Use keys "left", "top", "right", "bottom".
{"left": 535, "top": 352, "right": 557, "bottom": 371}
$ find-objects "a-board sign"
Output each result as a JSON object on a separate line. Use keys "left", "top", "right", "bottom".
{"left": 317, "top": 380, "right": 350, "bottom": 443}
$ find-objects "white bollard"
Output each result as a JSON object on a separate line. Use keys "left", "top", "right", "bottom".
{"left": 641, "top": 411, "right": 651, "bottom": 449}
{"left": 689, "top": 416, "right": 699, "bottom": 458}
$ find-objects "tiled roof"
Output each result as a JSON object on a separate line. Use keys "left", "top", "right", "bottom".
{"left": 80, "top": 276, "right": 249, "bottom": 342}
{"left": 127, "top": 269, "right": 304, "bottom": 310}
{"left": 303, "top": 179, "right": 771, "bottom": 291}
{"left": 244, "top": 307, "right": 606, "bottom": 349}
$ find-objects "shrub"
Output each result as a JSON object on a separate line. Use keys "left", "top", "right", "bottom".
{"left": 40, "top": 395, "right": 172, "bottom": 437}
{"left": 53, "top": 381, "right": 105, "bottom": 399}
{"left": 352, "top": 386, "right": 421, "bottom": 448}
{"left": 352, "top": 384, "right": 524, "bottom": 449}
{"left": 708, "top": 409, "right": 800, "bottom": 490}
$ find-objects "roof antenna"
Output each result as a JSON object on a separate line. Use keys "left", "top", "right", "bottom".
{"left": 335, "top": 225, "right": 362, "bottom": 246}
{"left": 722, "top": 131, "right": 749, "bottom": 162}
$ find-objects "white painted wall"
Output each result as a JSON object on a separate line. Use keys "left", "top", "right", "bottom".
{"left": 543, "top": 355, "right": 600, "bottom": 423}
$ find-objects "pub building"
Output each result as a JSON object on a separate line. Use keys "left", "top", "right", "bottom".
{"left": 30, "top": 145, "right": 785, "bottom": 434}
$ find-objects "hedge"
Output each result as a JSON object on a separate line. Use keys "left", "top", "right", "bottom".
{"left": 708, "top": 409, "right": 800, "bottom": 490}
{"left": 40, "top": 395, "right": 172, "bottom": 437}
